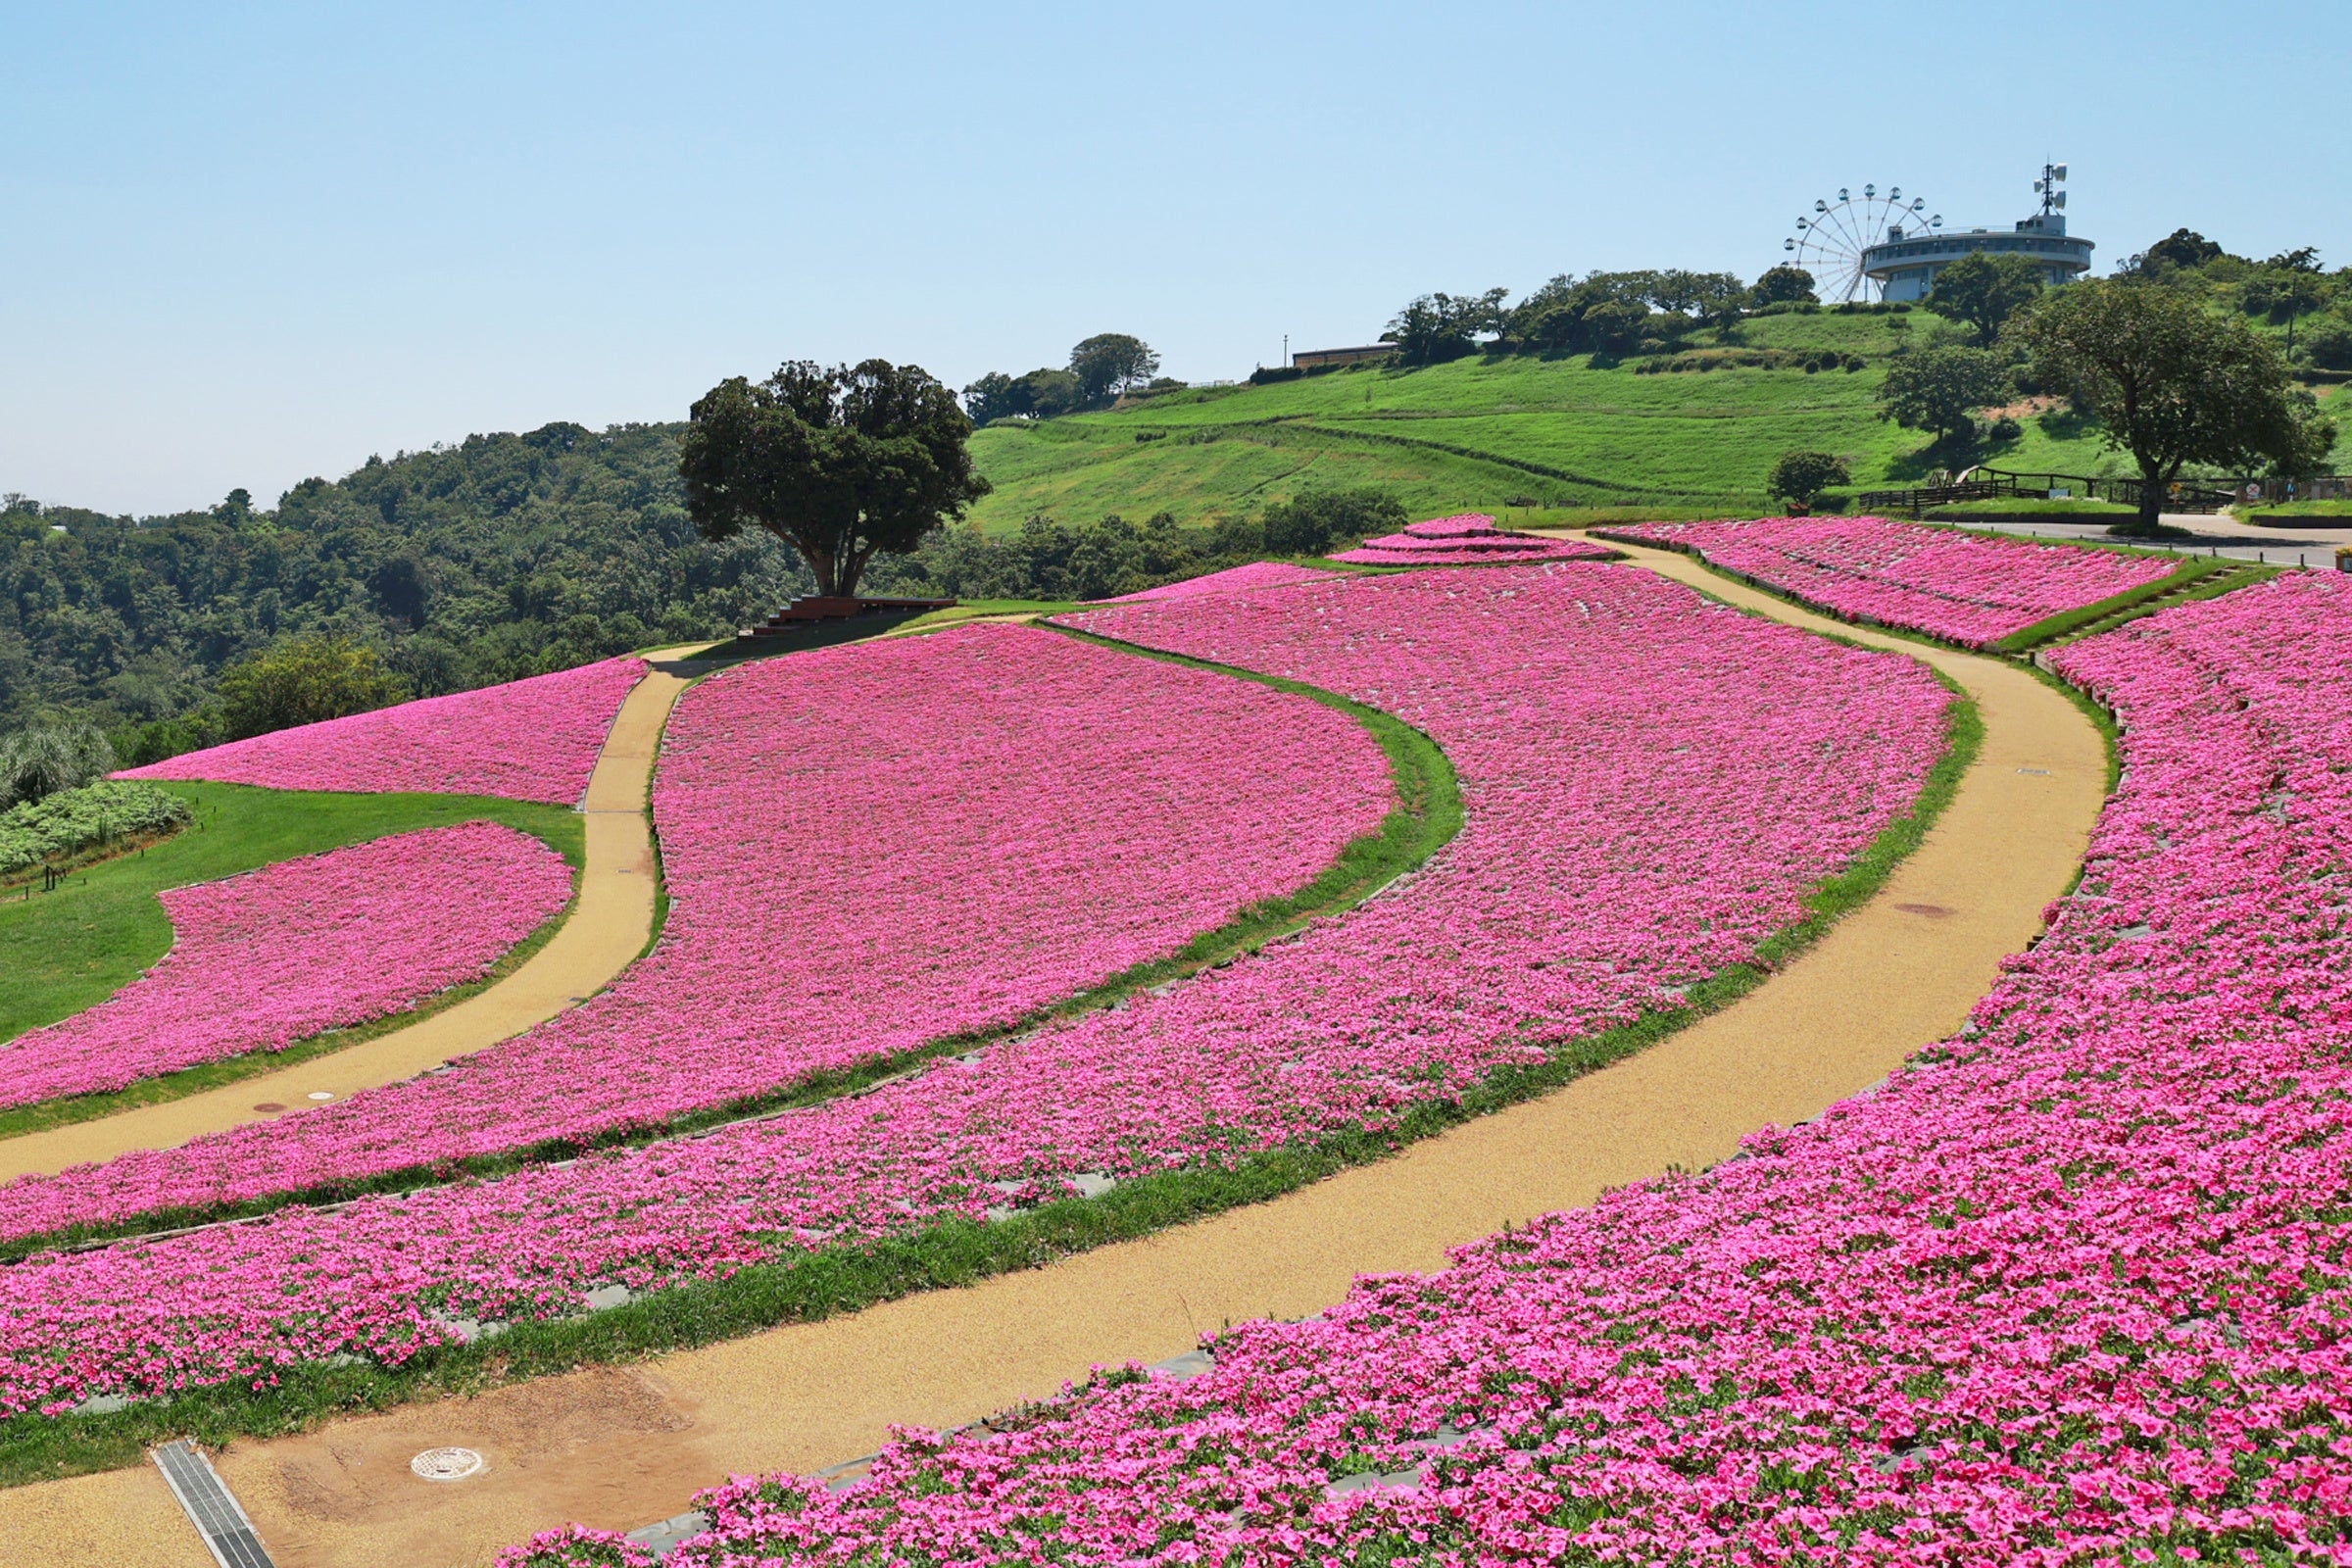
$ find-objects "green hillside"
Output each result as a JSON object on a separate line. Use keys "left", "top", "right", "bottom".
{"left": 964, "top": 309, "right": 2344, "bottom": 532}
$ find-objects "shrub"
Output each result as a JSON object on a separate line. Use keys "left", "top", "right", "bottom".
{"left": 2299, "top": 315, "right": 2352, "bottom": 371}
{"left": 0, "top": 720, "right": 116, "bottom": 808}
{"left": 216, "top": 635, "right": 411, "bottom": 743}
{"left": 0, "top": 779, "right": 192, "bottom": 879}
{"left": 1767, "top": 451, "right": 1851, "bottom": 508}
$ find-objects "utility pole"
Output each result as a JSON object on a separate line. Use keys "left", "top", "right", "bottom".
{"left": 1283, "top": 333, "right": 1290, "bottom": 368}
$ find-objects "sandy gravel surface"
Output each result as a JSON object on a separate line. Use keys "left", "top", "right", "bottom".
{"left": 0, "top": 654, "right": 702, "bottom": 1184}
{"left": 0, "top": 570, "right": 2107, "bottom": 1567}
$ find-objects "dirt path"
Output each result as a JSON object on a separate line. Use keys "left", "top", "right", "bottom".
{"left": 0, "top": 653, "right": 705, "bottom": 1185}
{"left": 0, "top": 568, "right": 2109, "bottom": 1567}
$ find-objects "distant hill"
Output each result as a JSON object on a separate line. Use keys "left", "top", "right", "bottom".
{"left": 964, "top": 307, "right": 2351, "bottom": 532}
{"left": 0, "top": 423, "right": 802, "bottom": 733}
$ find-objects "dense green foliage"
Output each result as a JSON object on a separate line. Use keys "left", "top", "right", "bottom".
{"left": 680, "top": 360, "right": 990, "bottom": 599}
{"left": 215, "top": 634, "right": 410, "bottom": 742}
{"left": 1767, "top": 450, "right": 1850, "bottom": 507}
{"left": 0, "top": 780, "right": 190, "bottom": 880}
{"left": 2117, "top": 229, "right": 2352, "bottom": 368}
{"left": 0, "top": 782, "right": 580, "bottom": 1050}
{"left": 1925, "top": 252, "right": 2047, "bottom": 346}
{"left": 0, "top": 422, "right": 806, "bottom": 734}
{"left": 962, "top": 333, "right": 1165, "bottom": 422}
{"left": 2020, "top": 279, "right": 2338, "bottom": 531}
{"left": 1879, "top": 346, "right": 2014, "bottom": 449}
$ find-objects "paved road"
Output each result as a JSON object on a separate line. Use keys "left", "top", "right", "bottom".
{"left": 1954, "top": 513, "right": 2352, "bottom": 570}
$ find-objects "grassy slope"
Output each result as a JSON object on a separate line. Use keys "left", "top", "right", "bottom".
{"left": 0, "top": 783, "right": 585, "bottom": 1115}
{"left": 966, "top": 313, "right": 2134, "bottom": 532}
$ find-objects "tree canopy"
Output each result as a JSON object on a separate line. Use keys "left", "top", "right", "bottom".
{"left": 0, "top": 424, "right": 802, "bottom": 749}
{"left": 1926, "top": 252, "right": 2046, "bottom": 346}
{"left": 1068, "top": 334, "right": 1161, "bottom": 404}
{"left": 2019, "top": 279, "right": 2339, "bottom": 533}
{"left": 1877, "top": 346, "right": 2011, "bottom": 450}
{"left": 679, "top": 360, "right": 991, "bottom": 598}
{"left": 1386, "top": 291, "right": 1509, "bottom": 366}
{"left": 1750, "top": 265, "right": 1819, "bottom": 306}
{"left": 217, "top": 634, "right": 411, "bottom": 741}
{"left": 1766, "top": 450, "right": 1850, "bottom": 509}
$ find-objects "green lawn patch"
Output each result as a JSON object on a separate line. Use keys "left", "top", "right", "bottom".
{"left": 0, "top": 783, "right": 583, "bottom": 1131}
{"left": 0, "top": 626, "right": 1980, "bottom": 1485}
{"left": 2240, "top": 500, "right": 2352, "bottom": 523}
{"left": 967, "top": 320, "right": 2137, "bottom": 533}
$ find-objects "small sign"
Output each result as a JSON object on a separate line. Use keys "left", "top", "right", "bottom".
{"left": 2246, "top": 484, "right": 2263, "bottom": 501}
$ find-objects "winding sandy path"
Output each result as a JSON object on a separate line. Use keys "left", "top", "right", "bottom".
{"left": 0, "top": 653, "right": 705, "bottom": 1185}
{"left": 0, "top": 565, "right": 2109, "bottom": 1568}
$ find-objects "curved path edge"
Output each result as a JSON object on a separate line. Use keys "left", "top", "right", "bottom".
{"left": 1, "top": 563, "right": 2108, "bottom": 1568}
{"left": 0, "top": 651, "right": 707, "bottom": 1185}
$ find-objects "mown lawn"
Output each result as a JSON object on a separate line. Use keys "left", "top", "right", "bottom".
{"left": 966, "top": 318, "right": 2144, "bottom": 532}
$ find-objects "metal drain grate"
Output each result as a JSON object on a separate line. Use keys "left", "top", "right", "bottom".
{"left": 151, "top": 1439, "right": 275, "bottom": 1568}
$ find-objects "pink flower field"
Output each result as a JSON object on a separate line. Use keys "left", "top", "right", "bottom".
{"left": 0, "top": 566, "right": 1950, "bottom": 1415}
{"left": 0, "top": 623, "right": 1392, "bottom": 1236}
{"left": 1330, "top": 512, "right": 1619, "bottom": 566}
{"left": 1102, "top": 561, "right": 1338, "bottom": 600}
{"left": 1600, "top": 515, "right": 2176, "bottom": 648}
{"left": 119, "top": 656, "right": 647, "bottom": 805}
{"left": 505, "top": 571, "right": 2352, "bottom": 1568}
{"left": 0, "top": 823, "right": 569, "bottom": 1105}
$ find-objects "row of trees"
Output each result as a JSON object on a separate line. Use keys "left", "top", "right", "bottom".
{"left": 961, "top": 334, "right": 1168, "bottom": 423}
{"left": 1384, "top": 266, "right": 1822, "bottom": 366}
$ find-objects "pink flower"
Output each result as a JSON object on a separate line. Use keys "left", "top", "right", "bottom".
{"left": 119, "top": 657, "right": 647, "bottom": 806}
{"left": 0, "top": 822, "right": 568, "bottom": 1103}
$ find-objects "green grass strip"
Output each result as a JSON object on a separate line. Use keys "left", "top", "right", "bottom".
{"left": 1990, "top": 559, "right": 2230, "bottom": 653}
{"left": 0, "top": 622, "right": 1977, "bottom": 1488}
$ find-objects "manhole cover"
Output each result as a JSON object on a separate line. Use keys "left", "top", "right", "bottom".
{"left": 1894, "top": 903, "right": 1955, "bottom": 918}
{"left": 251, "top": 1102, "right": 286, "bottom": 1114}
{"left": 411, "top": 1446, "right": 486, "bottom": 1482}
{"left": 306, "top": 1091, "right": 334, "bottom": 1101}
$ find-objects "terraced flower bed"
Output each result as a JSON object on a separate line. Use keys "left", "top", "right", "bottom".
{"left": 1330, "top": 513, "right": 1618, "bottom": 566}
{"left": 510, "top": 571, "right": 2352, "bottom": 1568}
{"left": 0, "top": 567, "right": 1949, "bottom": 1418}
{"left": 119, "top": 656, "right": 647, "bottom": 806}
{"left": 1599, "top": 515, "right": 2177, "bottom": 649}
{"left": 1102, "top": 561, "right": 1337, "bottom": 600}
{"left": 0, "top": 624, "right": 1391, "bottom": 1241}
{"left": 0, "top": 823, "right": 569, "bottom": 1105}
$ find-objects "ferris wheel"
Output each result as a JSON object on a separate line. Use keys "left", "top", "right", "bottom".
{"left": 1784, "top": 184, "right": 1941, "bottom": 303}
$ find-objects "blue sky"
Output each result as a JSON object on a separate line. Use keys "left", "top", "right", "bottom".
{"left": 6, "top": 0, "right": 2345, "bottom": 514}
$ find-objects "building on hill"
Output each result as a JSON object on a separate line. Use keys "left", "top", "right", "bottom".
{"left": 1291, "top": 343, "right": 1396, "bottom": 370}
{"left": 1863, "top": 163, "right": 2093, "bottom": 301}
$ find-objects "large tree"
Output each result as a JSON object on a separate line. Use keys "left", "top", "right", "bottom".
{"left": 1878, "top": 346, "right": 2011, "bottom": 450}
{"left": 679, "top": 359, "right": 991, "bottom": 598}
{"left": 2019, "top": 280, "right": 2338, "bottom": 536}
{"left": 1067, "top": 334, "right": 1160, "bottom": 405}
{"left": 216, "top": 635, "right": 411, "bottom": 742}
{"left": 1926, "top": 252, "right": 2046, "bottom": 346}
{"left": 1749, "top": 264, "right": 1818, "bottom": 306}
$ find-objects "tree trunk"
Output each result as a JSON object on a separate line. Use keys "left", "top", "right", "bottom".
{"left": 2113, "top": 456, "right": 2168, "bottom": 539}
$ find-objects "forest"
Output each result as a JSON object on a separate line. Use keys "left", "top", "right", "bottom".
{"left": 0, "top": 422, "right": 804, "bottom": 739}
